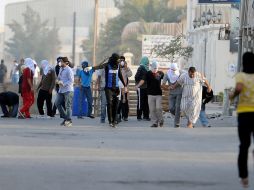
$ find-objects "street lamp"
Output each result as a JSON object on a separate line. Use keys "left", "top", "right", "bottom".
{"left": 217, "top": 10, "right": 222, "bottom": 23}
{"left": 193, "top": 18, "right": 198, "bottom": 29}
{"left": 212, "top": 10, "right": 217, "bottom": 23}
{"left": 206, "top": 9, "right": 212, "bottom": 24}
{"left": 201, "top": 11, "right": 206, "bottom": 26}
{"left": 193, "top": 7, "right": 223, "bottom": 29}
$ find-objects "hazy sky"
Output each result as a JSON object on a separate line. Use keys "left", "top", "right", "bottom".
{"left": 0, "top": 0, "right": 28, "bottom": 27}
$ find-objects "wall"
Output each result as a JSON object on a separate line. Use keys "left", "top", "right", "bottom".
{"left": 188, "top": 25, "right": 236, "bottom": 95}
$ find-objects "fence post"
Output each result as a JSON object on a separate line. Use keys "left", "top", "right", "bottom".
{"left": 223, "top": 88, "right": 231, "bottom": 116}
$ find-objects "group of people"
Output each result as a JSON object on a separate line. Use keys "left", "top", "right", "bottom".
{"left": 135, "top": 56, "right": 213, "bottom": 128}
{"left": 0, "top": 53, "right": 214, "bottom": 129}
{"left": 0, "top": 51, "right": 253, "bottom": 188}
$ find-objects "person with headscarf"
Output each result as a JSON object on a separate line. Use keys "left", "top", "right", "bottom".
{"left": 117, "top": 55, "right": 132, "bottom": 121}
{"left": 135, "top": 56, "right": 150, "bottom": 121}
{"left": 36, "top": 60, "right": 55, "bottom": 117}
{"left": 77, "top": 60, "right": 95, "bottom": 119}
{"left": 18, "top": 58, "right": 35, "bottom": 119}
{"left": 171, "top": 67, "right": 211, "bottom": 128}
{"left": 229, "top": 52, "right": 254, "bottom": 188}
{"left": 162, "top": 63, "right": 183, "bottom": 128}
{"left": 146, "top": 60, "right": 164, "bottom": 127}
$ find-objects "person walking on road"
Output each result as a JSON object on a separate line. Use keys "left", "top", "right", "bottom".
{"left": 198, "top": 85, "right": 213, "bottom": 128}
{"left": 37, "top": 60, "right": 55, "bottom": 117}
{"left": 18, "top": 58, "right": 35, "bottom": 119}
{"left": 147, "top": 60, "right": 164, "bottom": 127}
{"left": 55, "top": 57, "right": 74, "bottom": 127}
{"left": 171, "top": 67, "right": 211, "bottom": 128}
{"left": 135, "top": 56, "right": 150, "bottom": 121}
{"left": 230, "top": 52, "right": 254, "bottom": 188}
{"left": 162, "top": 63, "right": 183, "bottom": 128}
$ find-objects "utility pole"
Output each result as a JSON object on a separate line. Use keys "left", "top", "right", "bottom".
{"left": 72, "top": 12, "right": 76, "bottom": 67}
{"left": 237, "top": 0, "right": 246, "bottom": 72}
{"left": 93, "top": 0, "right": 99, "bottom": 66}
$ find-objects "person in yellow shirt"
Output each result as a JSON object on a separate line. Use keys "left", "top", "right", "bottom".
{"left": 230, "top": 52, "right": 254, "bottom": 188}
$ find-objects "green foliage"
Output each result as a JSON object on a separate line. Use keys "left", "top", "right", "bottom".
{"left": 151, "top": 35, "right": 193, "bottom": 62}
{"left": 5, "top": 6, "right": 60, "bottom": 62}
{"left": 82, "top": 0, "right": 185, "bottom": 65}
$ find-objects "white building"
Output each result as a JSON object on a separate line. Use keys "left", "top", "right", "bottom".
{"left": 186, "top": 0, "right": 239, "bottom": 95}
{"left": 0, "top": 27, "right": 4, "bottom": 60}
{"left": 4, "top": 0, "right": 119, "bottom": 65}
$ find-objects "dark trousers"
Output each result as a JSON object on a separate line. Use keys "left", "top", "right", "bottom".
{"left": 105, "top": 88, "right": 119, "bottom": 124}
{"left": 238, "top": 112, "right": 254, "bottom": 178}
{"left": 117, "top": 93, "right": 129, "bottom": 119}
{"left": 1, "top": 103, "right": 19, "bottom": 117}
{"left": 137, "top": 88, "right": 149, "bottom": 119}
{"left": 37, "top": 89, "right": 53, "bottom": 116}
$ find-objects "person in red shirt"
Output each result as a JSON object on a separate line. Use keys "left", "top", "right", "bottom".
{"left": 18, "top": 58, "right": 35, "bottom": 119}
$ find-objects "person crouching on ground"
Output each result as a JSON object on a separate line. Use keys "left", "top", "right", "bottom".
{"left": 0, "top": 91, "right": 19, "bottom": 118}
{"left": 147, "top": 60, "right": 164, "bottom": 127}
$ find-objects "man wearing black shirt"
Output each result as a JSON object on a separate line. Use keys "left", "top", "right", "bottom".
{"left": 0, "top": 91, "right": 19, "bottom": 118}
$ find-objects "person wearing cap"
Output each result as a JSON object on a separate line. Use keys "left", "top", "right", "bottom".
{"left": 77, "top": 61, "right": 95, "bottom": 119}
{"left": 0, "top": 91, "right": 19, "bottom": 118}
{"left": 18, "top": 58, "right": 35, "bottom": 119}
{"left": 55, "top": 57, "right": 74, "bottom": 127}
{"left": 146, "top": 60, "right": 164, "bottom": 127}
{"left": 162, "top": 63, "right": 183, "bottom": 128}
{"left": 36, "top": 60, "right": 55, "bottom": 117}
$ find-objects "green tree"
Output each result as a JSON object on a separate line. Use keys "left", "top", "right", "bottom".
{"left": 5, "top": 6, "right": 60, "bottom": 62}
{"left": 151, "top": 35, "right": 193, "bottom": 62}
{"left": 82, "top": 0, "right": 185, "bottom": 65}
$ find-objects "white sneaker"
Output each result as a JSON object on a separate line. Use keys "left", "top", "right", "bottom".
{"left": 64, "top": 120, "right": 72, "bottom": 127}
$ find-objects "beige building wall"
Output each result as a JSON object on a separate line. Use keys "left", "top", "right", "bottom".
{"left": 168, "top": 0, "right": 187, "bottom": 8}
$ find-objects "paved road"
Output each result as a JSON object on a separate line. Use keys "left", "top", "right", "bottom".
{"left": 0, "top": 116, "right": 252, "bottom": 190}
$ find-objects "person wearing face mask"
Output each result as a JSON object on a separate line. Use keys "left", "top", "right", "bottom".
{"left": 146, "top": 60, "right": 164, "bottom": 127}
{"left": 162, "top": 63, "right": 183, "bottom": 128}
{"left": 52, "top": 57, "right": 66, "bottom": 118}
{"left": 135, "top": 56, "right": 150, "bottom": 121}
{"left": 77, "top": 61, "right": 95, "bottom": 119}
{"left": 118, "top": 56, "right": 132, "bottom": 121}
{"left": 36, "top": 60, "right": 55, "bottom": 117}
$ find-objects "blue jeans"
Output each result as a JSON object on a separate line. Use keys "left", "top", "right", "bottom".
{"left": 100, "top": 89, "right": 107, "bottom": 121}
{"left": 199, "top": 110, "right": 209, "bottom": 127}
{"left": 1, "top": 103, "right": 19, "bottom": 117}
{"left": 79, "top": 86, "right": 93, "bottom": 116}
{"left": 11, "top": 74, "right": 19, "bottom": 84}
{"left": 55, "top": 91, "right": 73, "bottom": 121}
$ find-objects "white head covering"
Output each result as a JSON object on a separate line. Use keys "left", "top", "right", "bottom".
{"left": 167, "top": 63, "right": 180, "bottom": 83}
{"left": 41, "top": 60, "right": 52, "bottom": 75}
{"left": 150, "top": 60, "right": 158, "bottom": 73}
{"left": 24, "top": 58, "right": 35, "bottom": 74}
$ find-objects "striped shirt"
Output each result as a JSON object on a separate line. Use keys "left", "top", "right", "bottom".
{"left": 177, "top": 72, "right": 204, "bottom": 123}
